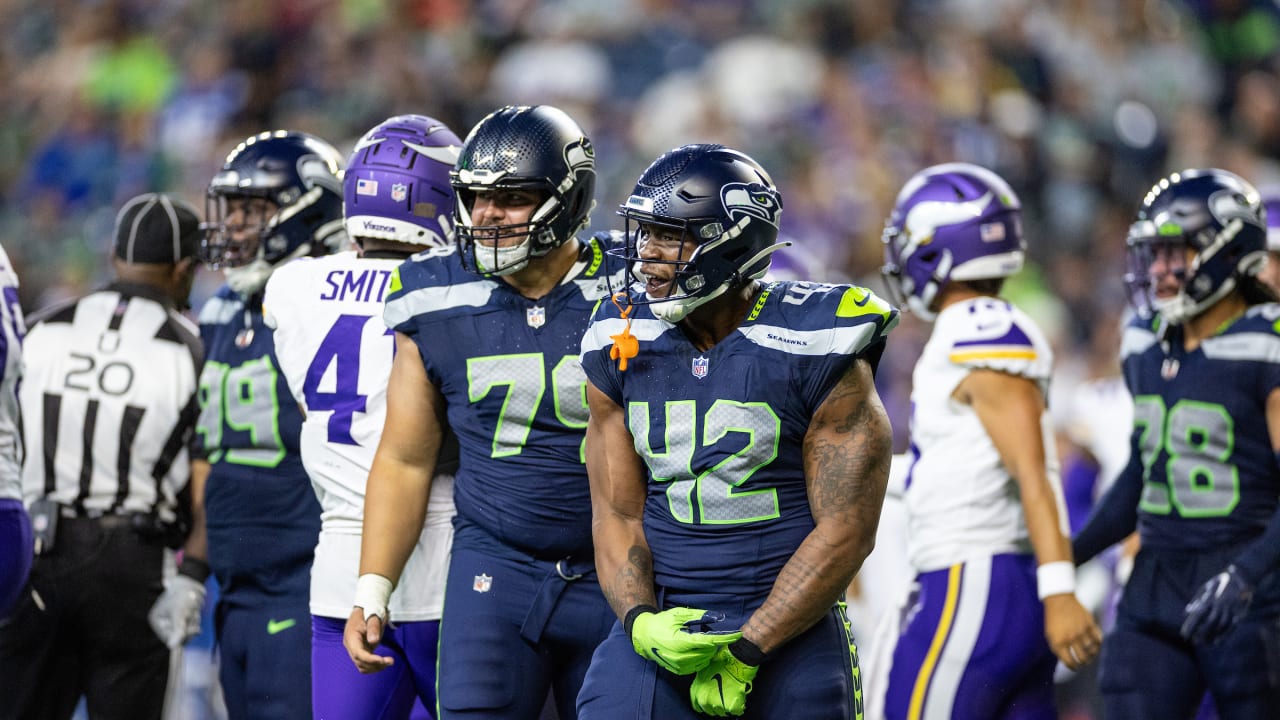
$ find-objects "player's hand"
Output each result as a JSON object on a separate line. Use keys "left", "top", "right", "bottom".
{"left": 1043, "top": 593, "right": 1102, "bottom": 671}
{"left": 343, "top": 607, "right": 394, "bottom": 674}
{"left": 630, "top": 607, "right": 741, "bottom": 674}
{"left": 690, "top": 642, "right": 759, "bottom": 717}
{"left": 1182, "top": 565, "right": 1254, "bottom": 644}
{"left": 148, "top": 574, "right": 207, "bottom": 649}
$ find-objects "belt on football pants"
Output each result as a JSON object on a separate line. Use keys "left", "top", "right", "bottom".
{"left": 520, "top": 554, "right": 594, "bottom": 644}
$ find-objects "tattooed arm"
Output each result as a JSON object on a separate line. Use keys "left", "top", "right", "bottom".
{"left": 585, "top": 380, "right": 656, "bottom": 619}
{"left": 739, "top": 357, "right": 893, "bottom": 654}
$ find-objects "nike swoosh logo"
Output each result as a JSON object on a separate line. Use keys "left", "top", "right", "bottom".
{"left": 267, "top": 618, "right": 297, "bottom": 635}
{"left": 403, "top": 141, "right": 461, "bottom": 165}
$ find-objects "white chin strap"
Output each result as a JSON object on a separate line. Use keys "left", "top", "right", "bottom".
{"left": 649, "top": 282, "right": 731, "bottom": 323}
{"left": 225, "top": 260, "right": 275, "bottom": 296}
{"left": 225, "top": 244, "right": 311, "bottom": 296}
{"left": 477, "top": 239, "right": 531, "bottom": 277}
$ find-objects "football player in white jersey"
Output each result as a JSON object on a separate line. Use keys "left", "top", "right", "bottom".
{"left": 263, "top": 115, "right": 461, "bottom": 719}
{"left": 0, "top": 242, "right": 24, "bottom": 621}
{"left": 875, "top": 163, "right": 1101, "bottom": 720}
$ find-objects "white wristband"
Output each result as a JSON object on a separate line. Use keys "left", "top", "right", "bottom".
{"left": 1036, "top": 561, "right": 1076, "bottom": 600}
{"left": 354, "top": 573, "right": 394, "bottom": 623}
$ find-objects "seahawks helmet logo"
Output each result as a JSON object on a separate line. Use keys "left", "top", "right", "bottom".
{"left": 721, "top": 183, "right": 781, "bottom": 228}
{"left": 565, "top": 137, "right": 595, "bottom": 176}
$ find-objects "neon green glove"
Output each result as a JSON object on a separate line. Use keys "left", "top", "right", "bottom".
{"left": 626, "top": 605, "right": 741, "bottom": 675}
{"left": 690, "top": 641, "right": 761, "bottom": 717}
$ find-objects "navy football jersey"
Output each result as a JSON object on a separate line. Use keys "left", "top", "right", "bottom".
{"left": 580, "top": 280, "right": 898, "bottom": 600}
{"left": 197, "top": 285, "right": 319, "bottom": 600}
{"left": 1121, "top": 306, "right": 1280, "bottom": 554}
{"left": 383, "top": 236, "right": 626, "bottom": 559}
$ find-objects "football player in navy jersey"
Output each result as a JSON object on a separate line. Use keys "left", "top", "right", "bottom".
{"left": 345, "top": 105, "right": 623, "bottom": 719}
{"left": 194, "top": 130, "right": 345, "bottom": 720}
{"left": 1073, "top": 168, "right": 1280, "bottom": 719}
{"left": 1257, "top": 187, "right": 1280, "bottom": 294}
{"left": 576, "top": 143, "right": 897, "bottom": 719}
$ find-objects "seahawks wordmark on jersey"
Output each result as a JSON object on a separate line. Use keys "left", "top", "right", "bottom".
{"left": 580, "top": 280, "right": 897, "bottom": 600}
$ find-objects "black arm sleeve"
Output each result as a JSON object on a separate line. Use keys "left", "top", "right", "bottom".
{"left": 1071, "top": 441, "right": 1143, "bottom": 566}
{"left": 1233, "top": 504, "right": 1280, "bottom": 583}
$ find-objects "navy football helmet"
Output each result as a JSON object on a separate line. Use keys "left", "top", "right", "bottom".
{"left": 344, "top": 114, "right": 462, "bottom": 248}
{"left": 202, "top": 130, "right": 345, "bottom": 295}
{"left": 613, "top": 143, "right": 785, "bottom": 323}
{"left": 1124, "top": 168, "right": 1266, "bottom": 324}
{"left": 451, "top": 105, "right": 596, "bottom": 277}
{"left": 881, "top": 162, "right": 1025, "bottom": 320}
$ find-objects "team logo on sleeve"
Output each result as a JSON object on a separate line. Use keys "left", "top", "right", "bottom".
{"left": 473, "top": 574, "right": 493, "bottom": 593}
{"left": 692, "top": 355, "right": 710, "bottom": 379}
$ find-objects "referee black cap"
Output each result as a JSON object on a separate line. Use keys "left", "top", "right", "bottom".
{"left": 114, "top": 193, "right": 201, "bottom": 265}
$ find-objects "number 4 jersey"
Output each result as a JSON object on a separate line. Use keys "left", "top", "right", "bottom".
{"left": 1122, "top": 307, "right": 1280, "bottom": 554}
{"left": 580, "top": 281, "right": 898, "bottom": 600}
{"left": 263, "top": 251, "right": 455, "bottom": 621}
{"left": 383, "top": 238, "right": 626, "bottom": 560}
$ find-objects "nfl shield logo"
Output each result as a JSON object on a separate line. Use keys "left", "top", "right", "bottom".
{"left": 473, "top": 573, "right": 492, "bottom": 593}
{"left": 527, "top": 306, "right": 546, "bottom": 328}
{"left": 692, "top": 356, "right": 709, "bottom": 379}
{"left": 391, "top": 183, "right": 408, "bottom": 202}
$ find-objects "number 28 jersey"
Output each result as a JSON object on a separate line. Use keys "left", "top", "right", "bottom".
{"left": 1121, "top": 307, "right": 1280, "bottom": 553}
{"left": 580, "top": 281, "right": 898, "bottom": 600}
{"left": 383, "top": 238, "right": 626, "bottom": 560}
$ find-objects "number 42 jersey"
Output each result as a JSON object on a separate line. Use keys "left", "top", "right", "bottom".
{"left": 580, "top": 281, "right": 898, "bottom": 601}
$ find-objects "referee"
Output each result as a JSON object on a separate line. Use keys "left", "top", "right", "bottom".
{"left": 0, "top": 193, "right": 206, "bottom": 720}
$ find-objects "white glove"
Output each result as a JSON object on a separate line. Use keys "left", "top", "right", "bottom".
{"left": 149, "top": 574, "right": 207, "bottom": 649}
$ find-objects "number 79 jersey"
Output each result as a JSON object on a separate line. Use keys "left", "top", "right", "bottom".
{"left": 580, "top": 281, "right": 898, "bottom": 600}
{"left": 383, "top": 239, "right": 626, "bottom": 560}
{"left": 1121, "top": 307, "right": 1280, "bottom": 553}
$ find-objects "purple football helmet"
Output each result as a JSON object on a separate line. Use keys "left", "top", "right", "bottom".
{"left": 1260, "top": 185, "right": 1280, "bottom": 252}
{"left": 344, "top": 114, "right": 462, "bottom": 248}
{"left": 881, "top": 163, "right": 1025, "bottom": 319}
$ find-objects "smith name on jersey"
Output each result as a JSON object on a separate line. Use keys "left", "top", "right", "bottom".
{"left": 901, "top": 297, "right": 1061, "bottom": 573}
{"left": 580, "top": 280, "right": 898, "bottom": 601}
{"left": 1120, "top": 307, "right": 1280, "bottom": 556}
{"left": 383, "top": 236, "right": 626, "bottom": 560}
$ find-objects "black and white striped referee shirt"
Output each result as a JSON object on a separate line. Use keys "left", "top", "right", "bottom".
{"left": 19, "top": 281, "right": 203, "bottom": 521}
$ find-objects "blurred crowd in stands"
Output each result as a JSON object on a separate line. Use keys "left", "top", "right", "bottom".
{"left": 5, "top": 0, "right": 1279, "bottom": 457}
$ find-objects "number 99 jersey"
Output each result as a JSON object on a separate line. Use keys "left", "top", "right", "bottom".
{"left": 580, "top": 281, "right": 897, "bottom": 601}
{"left": 1121, "top": 307, "right": 1280, "bottom": 553}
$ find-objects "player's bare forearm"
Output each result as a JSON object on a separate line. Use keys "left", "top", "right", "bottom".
{"left": 965, "top": 370, "right": 1072, "bottom": 565}
{"left": 182, "top": 458, "right": 210, "bottom": 562}
{"left": 359, "top": 333, "right": 445, "bottom": 584}
{"left": 586, "top": 382, "right": 657, "bottom": 619}
{"left": 742, "top": 359, "right": 891, "bottom": 653}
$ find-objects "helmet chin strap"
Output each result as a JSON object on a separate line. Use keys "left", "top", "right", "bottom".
{"left": 649, "top": 281, "right": 731, "bottom": 323}
{"left": 225, "top": 243, "right": 312, "bottom": 297}
{"left": 476, "top": 237, "right": 532, "bottom": 277}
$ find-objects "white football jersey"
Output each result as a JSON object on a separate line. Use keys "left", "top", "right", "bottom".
{"left": 902, "top": 297, "right": 1063, "bottom": 573}
{"left": 0, "top": 244, "right": 22, "bottom": 501}
{"left": 264, "top": 251, "right": 455, "bottom": 621}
